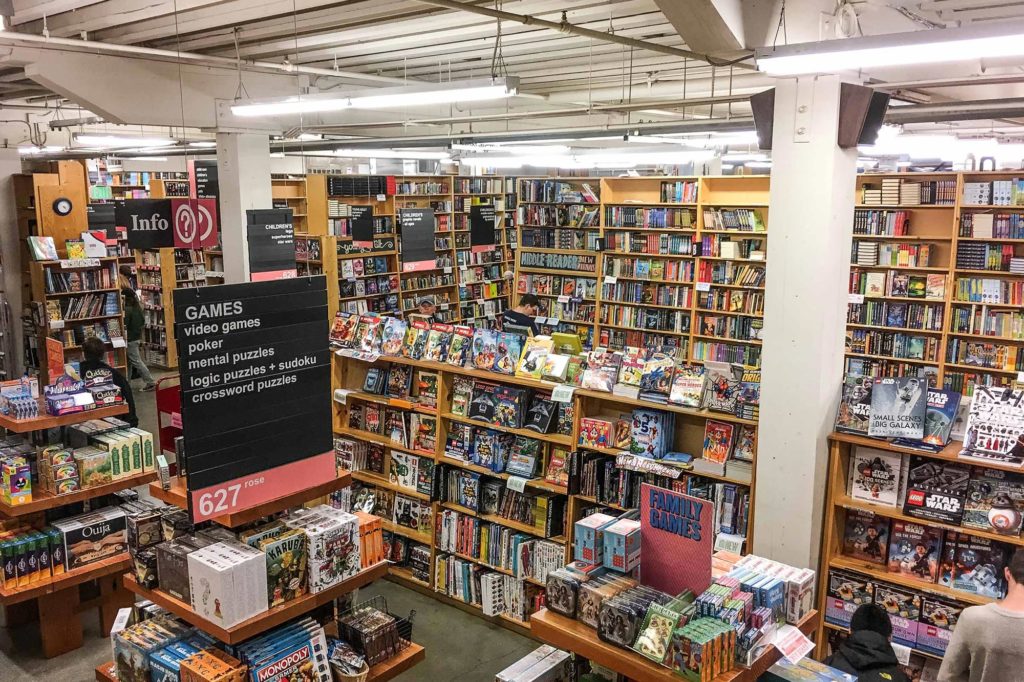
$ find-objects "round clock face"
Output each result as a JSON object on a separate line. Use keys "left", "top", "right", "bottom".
{"left": 53, "top": 198, "right": 73, "bottom": 216}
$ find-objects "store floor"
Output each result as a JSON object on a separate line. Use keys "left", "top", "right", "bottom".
{"left": 0, "top": 371, "right": 535, "bottom": 681}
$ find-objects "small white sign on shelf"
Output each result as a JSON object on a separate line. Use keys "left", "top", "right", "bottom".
{"left": 59, "top": 258, "right": 101, "bottom": 269}
{"left": 603, "top": 275, "right": 617, "bottom": 285}
{"left": 848, "top": 293, "right": 865, "bottom": 304}
{"left": 111, "top": 337, "right": 127, "bottom": 349}
{"left": 696, "top": 282, "right": 711, "bottom": 292}
{"left": 557, "top": 294, "right": 570, "bottom": 304}
{"left": 551, "top": 384, "right": 575, "bottom": 403}
{"left": 506, "top": 476, "right": 528, "bottom": 493}
{"left": 444, "top": 267, "right": 452, "bottom": 274}
{"left": 49, "top": 320, "right": 64, "bottom": 330}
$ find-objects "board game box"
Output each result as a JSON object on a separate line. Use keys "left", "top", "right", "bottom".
{"left": 824, "top": 569, "right": 875, "bottom": 628}
{"left": 260, "top": 529, "right": 308, "bottom": 607}
{"left": 875, "top": 582, "right": 921, "bottom": 648}
{"left": 917, "top": 597, "right": 962, "bottom": 656}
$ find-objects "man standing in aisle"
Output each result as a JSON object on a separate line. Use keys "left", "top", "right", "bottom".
{"left": 939, "top": 548, "right": 1024, "bottom": 681}
{"left": 123, "top": 288, "right": 157, "bottom": 391}
{"left": 500, "top": 293, "right": 541, "bottom": 335}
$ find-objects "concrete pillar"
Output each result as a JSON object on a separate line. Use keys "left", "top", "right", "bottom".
{"left": 216, "top": 132, "right": 272, "bottom": 283}
{"left": 0, "top": 148, "right": 24, "bottom": 376}
{"left": 753, "top": 74, "right": 857, "bottom": 569}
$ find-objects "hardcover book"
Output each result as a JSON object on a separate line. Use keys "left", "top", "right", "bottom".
{"left": 732, "top": 425, "right": 756, "bottom": 463}
{"left": 842, "top": 509, "right": 889, "bottom": 564}
{"left": 385, "top": 363, "right": 413, "bottom": 399}
{"left": 702, "top": 420, "right": 734, "bottom": 464}
{"left": 638, "top": 351, "right": 675, "bottom": 403}
{"left": 887, "top": 520, "right": 941, "bottom": 583}
{"left": 329, "top": 311, "right": 359, "bottom": 347}
{"left": 951, "top": 535, "right": 1010, "bottom": 598}
{"left": 668, "top": 363, "right": 705, "bottom": 408}
{"left": 355, "top": 314, "right": 384, "bottom": 354}
{"left": 702, "top": 361, "right": 741, "bottom": 414}
{"left": 580, "top": 351, "right": 623, "bottom": 393}
{"left": 960, "top": 386, "right": 1024, "bottom": 467}
{"left": 470, "top": 328, "right": 498, "bottom": 370}
{"left": 902, "top": 456, "right": 970, "bottom": 525}
{"left": 516, "top": 336, "right": 553, "bottom": 380}
{"left": 894, "top": 388, "right": 961, "bottom": 450}
{"left": 522, "top": 396, "right": 556, "bottom": 434}
{"left": 963, "top": 467, "right": 1024, "bottom": 536}
{"left": 379, "top": 317, "right": 407, "bottom": 356}
{"left": 849, "top": 447, "right": 903, "bottom": 507}
{"left": 835, "top": 375, "right": 873, "bottom": 436}
{"left": 493, "top": 332, "right": 524, "bottom": 375}
{"left": 446, "top": 325, "right": 473, "bottom": 367}
{"left": 868, "top": 377, "right": 927, "bottom": 439}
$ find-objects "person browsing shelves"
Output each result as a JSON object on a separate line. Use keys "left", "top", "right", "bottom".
{"left": 501, "top": 293, "right": 541, "bottom": 335}
{"left": 79, "top": 336, "right": 139, "bottom": 427}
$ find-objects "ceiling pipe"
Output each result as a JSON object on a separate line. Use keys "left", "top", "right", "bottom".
{"left": 407, "top": 0, "right": 756, "bottom": 70}
{"left": 0, "top": 31, "right": 407, "bottom": 85}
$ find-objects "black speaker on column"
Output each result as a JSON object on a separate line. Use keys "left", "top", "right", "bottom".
{"left": 747, "top": 84, "right": 890, "bottom": 150}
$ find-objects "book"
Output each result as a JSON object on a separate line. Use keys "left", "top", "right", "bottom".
{"left": 506, "top": 436, "right": 540, "bottom": 478}
{"left": 835, "top": 375, "right": 873, "bottom": 435}
{"left": 732, "top": 424, "right": 756, "bottom": 462}
{"left": 329, "top": 311, "right": 359, "bottom": 347}
{"left": 842, "top": 509, "right": 890, "bottom": 565}
{"left": 355, "top": 314, "right": 384, "bottom": 353}
{"left": 447, "top": 325, "right": 473, "bottom": 366}
{"left": 410, "top": 414, "right": 437, "bottom": 454}
{"left": 420, "top": 323, "right": 450, "bottom": 363}
{"left": 385, "top": 363, "right": 413, "bottom": 399}
{"left": 864, "top": 272, "right": 886, "bottom": 297}
{"left": 580, "top": 351, "right": 622, "bottom": 393}
{"left": 468, "top": 382, "right": 499, "bottom": 423}
{"left": 444, "top": 422, "right": 473, "bottom": 461}
{"left": 413, "top": 371, "right": 439, "bottom": 410}
{"left": 545, "top": 447, "right": 569, "bottom": 487}
{"left": 522, "top": 396, "right": 556, "bottom": 434}
{"left": 894, "top": 388, "right": 961, "bottom": 451}
{"left": 28, "top": 236, "right": 58, "bottom": 261}
{"left": 702, "top": 420, "right": 734, "bottom": 464}
{"left": 868, "top": 377, "right": 927, "bottom": 439}
{"left": 260, "top": 529, "right": 308, "bottom": 606}
{"left": 493, "top": 385, "right": 529, "bottom": 429}
{"left": 638, "top": 351, "right": 675, "bottom": 403}
{"left": 926, "top": 274, "right": 946, "bottom": 299}
{"left": 630, "top": 409, "right": 672, "bottom": 459}
{"left": 516, "top": 336, "right": 553, "bottom": 380}
{"left": 389, "top": 452, "right": 418, "bottom": 489}
{"left": 848, "top": 447, "right": 903, "bottom": 507}
{"left": 579, "top": 417, "right": 614, "bottom": 449}
{"left": 902, "top": 455, "right": 970, "bottom": 525}
{"left": 702, "top": 361, "right": 741, "bottom": 413}
{"left": 959, "top": 387, "right": 1024, "bottom": 467}
{"left": 64, "top": 240, "right": 86, "bottom": 259}
{"left": 617, "top": 347, "right": 647, "bottom": 387}
{"left": 362, "top": 367, "right": 387, "bottom": 394}
{"left": 541, "top": 353, "right": 570, "bottom": 382}
{"left": 668, "top": 364, "right": 705, "bottom": 408}
{"left": 494, "top": 332, "right": 525, "bottom": 375}
{"left": 379, "top": 317, "right": 408, "bottom": 356}
{"left": 450, "top": 376, "right": 473, "bottom": 417}
{"left": 951, "top": 535, "right": 1010, "bottom": 598}
{"left": 887, "top": 520, "right": 941, "bottom": 583}
{"left": 403, "top": 319, "right": 430, "bottom": 359}
{"left": 963, "top": 467, "right": 1024, "bottom": 536}
{"left": 470, "top": 328, "right": 498, "bottom": 370}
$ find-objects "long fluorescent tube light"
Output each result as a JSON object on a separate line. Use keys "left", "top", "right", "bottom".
{"left": 74, "top": 133, "right": 175, "bottom": 148}
{"left": 756, "top": 21, "right": 1024, "bottom": 75}
{"left": 333, "top": 148, "right": 450, "bottom": 160}
{"left": 232, "top": 77, "right": 518, "bottom": 117}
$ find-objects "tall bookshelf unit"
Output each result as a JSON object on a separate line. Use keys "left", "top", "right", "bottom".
{"left": 331, "top": 189, "right": 403, "bottom": 317}
{"left": 395, "top": 175, "right": 459, "bottom": 322}
{"left": 846, "top": 170, "right": 1024, "bottom": 397}
{"left": 136, "top": 248, "right": 207, "bottom": 368}
{"left": 452, "top": 175, "right": 513, "bottom": 323}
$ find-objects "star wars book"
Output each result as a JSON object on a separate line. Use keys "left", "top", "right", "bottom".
{"left": 849, "top": 447, "right": 903, "bottom": 507}
{"left": 952, "top": 535, "right": 1010, "bottom": 599}
{"left": 668, "top": 363, "right": 705, "bottom": 408}
{"left": 423, "top": 323, "right": 453, "bottom": 363}
{"left": 963, "top": 466, "right": 1024, "bottom": 536}
{"left": 894, "top": 388, "right": 962, "bottom": 451}
{"left": 260, "top": 529, "right": 308, "bottom": 607}
{"left": 902, "top": 456, "right": 970, "bottom": 525}
{"left": 887, "top": 520, "right": 942, "bottom": 583}
{"left": 379, "top": 317, "right": 407, "bottom": 356}
{"left": 842, "top": 509, "right": 889, "bottom": 565}
{"left": 959, "top": 386, "right": 1024, "bottom": 467}
{"left": 868, "top": 377, "right": 927, "bottom": 439}
{"left": 835, "top": 375, "right": 873, "bottom": 436}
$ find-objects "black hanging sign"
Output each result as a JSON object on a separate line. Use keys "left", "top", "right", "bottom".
{"left": 399, "top": 208, "right": 436, "bottom": 272}
{"left": 86, "top": 203, "right": 117, "bottom": 240}
{"left": 117, "top": 199, "right": 174, "bottom": 249}
{"left": 469, "top": 204, "right": 497, "bottom": 254}
{"left": 192, "top": 159, "right": 219, "bottom": 199}
{"left": 173, "top": 276, "right": 333, "bottom": 522}
{"left": 351, "top": 205, "right": 374, "bottom": 249}
{"left": 246, "top": 208, "right": 296, "bottom": 281}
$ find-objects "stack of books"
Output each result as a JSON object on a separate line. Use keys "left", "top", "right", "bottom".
{"left": 900, "top": 182, "right": 921, "bottom": 205}
{"left": 881, "top": 177, "right": 901, "bottom": 205}
{"left": 1011, "top": 258, "right": 1024, "bottom": 274}
{"left": 854, "top": 241, "right": 879, "bottom": 266}
{"left": 862, "top": 187, "right": 882, "bottom": 205}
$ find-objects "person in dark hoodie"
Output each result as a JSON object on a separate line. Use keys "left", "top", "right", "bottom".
{"left": 826, "top": 604, "right": 908, "bottom": 682}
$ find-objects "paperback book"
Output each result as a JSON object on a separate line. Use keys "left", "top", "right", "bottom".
{"left": 868, "top": 377, "right": 927, "bottom": 439}
{"left": 702, "top": 420, "right": 734, "bottom": 464}
{"left": 960, "top": 387, "right": 1024, "bottom": 467}
{"left": 668, "top": 363, "right": 705, "bottom": 408}
{"left": 835, "top": 375, "right": 873, "bottom": 436}
{"left": 637, "top": 351, "right": 675, "bottom": 404}
{"left": 379, "top": 317, "right": 407, "bottom": 356}
{"left": 842, "top": 509, "right": 890, "bottom": 565}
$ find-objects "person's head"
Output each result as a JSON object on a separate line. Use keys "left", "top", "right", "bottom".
{"left": 1006, "top": 548, "right": 1024, "bottom": 590}
{"left": 119, "top": 264, "right": 133, "bottom": 278}
{"left": 850, "top": 603, "right": 893, "bottom": 639}
{"left": 516, "top": 293, "right": 540, "bottom": 316}
{"left": 417, "top": 296, "right": 437, "bottom": 315}
{"left": 82, "top": 336, "right": 105, "bottom": 362}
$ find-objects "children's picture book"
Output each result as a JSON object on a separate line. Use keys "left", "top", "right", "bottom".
{"left": 444, "top": 422, "right": 473, "bottom": 461}
{"left": 960, "top": 387, "right": 1024, "bottom": 467}
{"left": 638, "top": 351, "right": 675, "bottom": 403}
{"left": 385, "top": 363, "right": 412, "bottom": 399}
{"left": 617, "top": 347, "right": 647, "bottom": 387}
{"left": 545, "top": 447, "right": 569, "bottom": 488}
{"left": 887, "top": 520, "right": 942, "bottom": 583}
{"left": 355, "top": 314, "right": 384, "bottom": 354}
{"left": 541, "top": 353, "right": 570, "bottom": 382}
{"left": 27, "top": 236, "right": 58, "bottom": 261}
{"left": 447, "top": 325, "right": 474, "bottom": 366}
{"left": 849, "top": 447, "right": 903, "bottom": 507}
{"left": 470, "top": 328, "right": 498, "bottom": 370}
{"left": 668, "top": 363, "right": 705, "bottom": 408}
{"left": 506, "top": 436, "right": 540, "bottom": 478}
{"left": 630, "top": 409, "right": 671, "bottom": 459}
{"left": 362, "top": 367, "right": 387, "bottom": 395}
{"left": 389, "top": 452, "right": 418, "bottom": 489}
{"left": 731, "top": 425, "right": 756, "bottom": 462}
{"left": 468, "top": 382, "right": 499, "bottom": 423}
{"left": 379, "top": 317, "right": 408, "bottom": 356}
{"left": 579, "top": 417, "right": 613, "bottom": 449}
{"left": 493, "top": 386, "right": 528, "bottom": 429}
{"left": 64, "top": 240, "right": 86, "bottom": 260}
{"left": 842, "top": 509, "right": 890, "bottom": 565}
{"left": 702, "top": 361, "right": 741, "bottom": 413}
{"left": 450, "top": 376, "right": 474, "bottom": 417}
{"left": 329, "top": 311, "right": 360, "bottom": 348}
{"left": 894, "top": 388, "right": 961, "bottom": 451}
{"left": 963, "top": 467, "right": 1024, "bottom": 536}
{"left": 902, "top": 455, "right": 970, "bottom": 525}
{"left": 493, "top": 332, "right": 524, "bottom": 375}
{"left": 516, "top": 336, "right": 553, "bottom": 380}
{"left": 403, "top": 319, "right": 430, "bottom": 360}
{"left": 410, "top": 414, "right": 437, "bottom": 454}
{"left": 423, "top": 323, "right": 453, "bottom": 363}
{"left": 864, "top": 271, "right": 886, "bottom": 297}
{"left": 835, "top": 375, "right": 873, "bottom": 436}
{"left": 260, "top": 529, "right": 308, "bottom": 606}
{"left": 580, "top": 351, "right": 623, "bottom": 393}
{"left": 868, "top": 377, "right": 927, "bottom": 439}
{"left": 952, "top": 536, "right": 1010, "bottom": 599}
{"left": 702, "top": 420, "right": 734, "bottom": 464}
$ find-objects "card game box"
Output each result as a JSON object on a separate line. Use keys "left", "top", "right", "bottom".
{"left": 574, "top": 513, "right": 617, "bottom": 564}
{"left": 602, "top": 518, "right": 641, "bottom": 573}
{"left": 187, "top": 541, "right": 268, "bottom": 628}
{"left": 874, "top": 582, "right": 921, "bottom": 648}
{"left": 260, "top": 529, "right": 308, "bottom": 607}
{"left": 841, "top": 509, "right": 890, "bottom": 565}
{"left": 52, "top": 505, "right": 127, "bottom": 570}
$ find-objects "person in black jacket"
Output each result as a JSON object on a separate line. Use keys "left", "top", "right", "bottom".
{"left": 826, "top": 604, "right": 908, "bottom": 682}
{"left": 79, "top": 336, "right": 138, "bottom": 427}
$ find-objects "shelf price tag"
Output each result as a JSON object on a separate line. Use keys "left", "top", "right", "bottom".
{"left": 848, "top": 293, "right": 865, "bottom": 304}
{"left": 49, "top": 320, "right": 64, "bottom": 330}
{"left": 557, "top": 294, "right": 570, "bottom": 304}
{"left": 506, "top": 476, "right": 528, "bottom": 493}
{"left": 603, "top": 275, "right": 617, "bottom": 285}
{"left": 696, "top": 282, "right": 711, "bottom": 292}
{"left": 443, "top": 267, "right": 452, "bottom": 274}
{"left": 551, "top": 384, "right": 575, "bottom": 403}
{"left": 376, "top": 194, "right": 386, "bottom": 201}
{"left": 59, "top": 258, "right": 100, "bottom": 269}
{"left": 111, "top": 337, "right": 127, "bottom": 349}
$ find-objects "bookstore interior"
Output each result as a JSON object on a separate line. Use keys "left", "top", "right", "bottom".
{"left": 7, "top": 2, "right": 1024, "bottom": 682}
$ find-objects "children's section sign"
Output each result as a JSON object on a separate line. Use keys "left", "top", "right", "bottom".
{"left": 398, "top": 208, "right": 436, "bottom": 272}
{"left": 640, "top": 483, "right": 713, "bottom": 595}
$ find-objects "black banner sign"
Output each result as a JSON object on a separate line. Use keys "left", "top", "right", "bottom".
{"left": 117, "top": 199, "right": 174, "bottom": 249}
{"left": 86, "top": 203, "right": 117, "bottom": 239}
{"left": 173, "top": 276, "right": 332, "bottom": 521}
{"left": 246, "top": 208, "right": 296, "bottom": 281}
{"left": 193, "top": 160, "right": 219, "bottom": 199}
{"left": 470, "top": 204, "right": 496, "bottom": 253}
{"left": 351, "top": 205, "right": 374, "bottom": 248}
{"left": 399, "top": 208, "right": 436, "bottom": 273}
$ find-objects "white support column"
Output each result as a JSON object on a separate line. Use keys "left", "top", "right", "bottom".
{"left": 754, "top": 74, "right": 858, "bottom": 569}
{"left": 0, "top": 148, "right": 24, "bottom": 375}
{"left": 216, "top": 132, "right": 273, "bottom": 283}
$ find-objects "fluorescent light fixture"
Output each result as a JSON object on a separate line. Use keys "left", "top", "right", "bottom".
{"left": 124, "top": 157, "right": 168, "bottom": 161}
{"left": 188, "top": 141, "right": 217, "bottom": 148}
{"left": 74, "top": 133, "right": 175, "bottom": 148}
{"left": 745, "top": 161, "right": 772, "bottom": 169}
{"left": 294, "top": 133, "right": 322, "bottom": 141}
{"left": 270, "top": 152, "right": 286, "bottom": 158}
{"left": 462, "top": 149, "right": 715, "bottom": 169}
{"left": 18, "top": 146, "right": 64, "bottom": 155}
{"left": 722, "top": 152, "right": 768, "bottom": 162}
{"left": 232, "top": 77, "right": 518, "bottom": 117}
{"left": 453, "top": 143, "right": 570, "bottom": 156}
{"left": 756, "top": 21, "right": 1024, "bottom": 75}
{"left": 333, "top": 148, "right": 451, "bottom": 160}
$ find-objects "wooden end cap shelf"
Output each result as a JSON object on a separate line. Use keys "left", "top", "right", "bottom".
{"left": 529, "top": 609, "right": 819, "bottom": 682}
{"left": 0, "top": 553, "right": 130, "bottom": 605}
{"left": 0, "top": 471, "right": 157, "bottom": 518}
{"left": 95, "top": 643, "right": 424, "bottom": 682}
{"left": 148, "top": 471, "right": 352, "bottom": 527}
{"left": 123, "top": 561, "right": 389, "bottom": 643}
{"left": 0, "top": 403, "right": 129, "bottom": 433}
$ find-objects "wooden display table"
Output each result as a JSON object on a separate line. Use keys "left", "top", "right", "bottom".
{"left": 0, "top": 471, "right": 156, "bottom": 517}
{"left": 530, "top": 609, "right": 819, "bottom": 682}
{"left": 148, "top": 471, "right": 352, "bottom": 527}
{"left": 0, "top": 403, "right": 128, "bottom": 433}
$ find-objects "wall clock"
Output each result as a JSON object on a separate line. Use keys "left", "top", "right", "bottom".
{"left": 52, "top": 197, "right": 73, "bottom": 216}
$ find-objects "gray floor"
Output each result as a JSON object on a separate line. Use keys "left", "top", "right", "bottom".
{"left": 0, "top": 370, "right": 534, "bottom": 681}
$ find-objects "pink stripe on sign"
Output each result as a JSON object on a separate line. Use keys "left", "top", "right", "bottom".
{"left": 189, "top": 451, "right": 335, "bottom": 522}
{"left": 250, "top": 269, "right": 298, "bottom": 282}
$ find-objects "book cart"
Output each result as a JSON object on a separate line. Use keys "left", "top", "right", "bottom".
{"left": 0, "top": 403, "right": 155, "bottom": 658}
{"left": 846, "top": 170, "right": 1024, "bottom": 396}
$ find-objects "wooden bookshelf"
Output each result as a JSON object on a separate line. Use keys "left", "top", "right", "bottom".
{"left": 296, "top": 233, "right": 340, "bottom": 319}
{"left": 136, "top": 246, "right": 209, "bottom": 368}
{"left": 815, "top": 431, "right": 1009, "bottom": 658}
{"left": 148, "top": 471, "right": 351, "bottom": 527}
{"left": 0, "top": 470, "right": 154, "bottom": 517}
{"left": 530, "top": 608, "right": 819, "bottom": 682}
{"left": 452, "top": 175, "right": 514, "bottom": 323}
{"left": 123, "top": 562, "right": 389, "bottom": 644}
{"left": 394, "top": 175, "right": 459, "bottom": 322}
